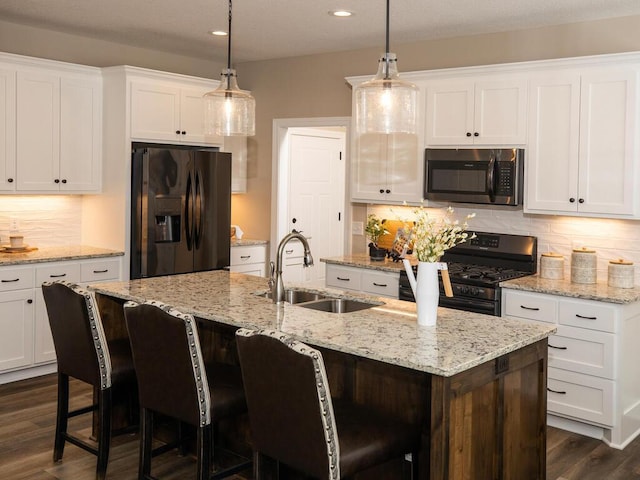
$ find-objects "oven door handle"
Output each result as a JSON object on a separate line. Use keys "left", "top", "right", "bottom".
{"left": 487, "top": 155, "right": 496, "bottom": 203}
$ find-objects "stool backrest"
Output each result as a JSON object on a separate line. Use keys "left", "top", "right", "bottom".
{"left": 41, "top": 281, "right": 112, "bottom": 389}
{"left": 235, "top": 328, "right": 339, "bottom": 480}
{"left": 123, "top": 301, "right": 211, "bottom": 427}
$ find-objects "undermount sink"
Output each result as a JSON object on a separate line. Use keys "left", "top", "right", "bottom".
{"left": 297, "top": 298, "right": 377, "bottom": 313}
{"left": 256, "top": 288, "right": 328, "bottom": 304}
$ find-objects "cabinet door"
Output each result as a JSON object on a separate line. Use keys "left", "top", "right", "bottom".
{"left": 130, "top": 81, "right": 181, "bottom": 142}
{"left": 525, "top": 73, "right": 581, "bottom": 213}
{"left": 16, "top": 70, "right": 60, "bottom": 191}
{"left": 351, "top": 133, "right": 388, "bottom": 202}
{"left": 34, "top": 289, "right": 55, "bottom": 364}
{"left": 60, "top": 76, "right": 101, "bottom": 192}
{"left": 223, "top": 136, "right": 248, "bottom": 193}
{"left": 0, "top": 289, "right": 34, "bottom": 372}
{"left": 0, "top": 68, "right": 16, "bottom": 191}
{"left": 578, "top": 70, "right": 638, "bottom": 216}
{"left": 425, "top": 81, "right": 474, "bottom": 145}
{"left": 180, "top": 87, "right": 223, "bottom": 146}
{"left": 474, "top": 79, "right": 527, "bottom": 144}
{"left": 385, "top": 133, "right": 422, "bottom": 203}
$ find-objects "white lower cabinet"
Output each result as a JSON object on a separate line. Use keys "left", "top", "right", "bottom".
{"left": 503, "top": 288, "right": 640, "bottom": 447}
{"left": 325, "top": 264, "right": 399, "bottom": 299}
{"left": 0, "top": 257, "right": 122, "bottom": 383}
{"left": 230, "top": 244, "right": 267, "bottom": 277}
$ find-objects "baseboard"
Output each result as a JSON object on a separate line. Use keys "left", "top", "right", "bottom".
{"left": 0, "top": 363, "right": 57, "bottom": 385}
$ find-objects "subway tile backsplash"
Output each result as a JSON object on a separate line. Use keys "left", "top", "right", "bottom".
{"left": 368, "top": 204, "right": 640, "bottom": 284}
{"left": 0, "top": 196, "right": 82, "bottom": 247}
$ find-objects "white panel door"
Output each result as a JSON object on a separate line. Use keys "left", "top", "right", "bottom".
{"left": 288, "top": 130, "right": 345, "bottom": 285}
{"left": 425, "top": 82, "right": 474, "bottom": 145}
{"left": 0, "top": 68, "right": 16, "bottom": 191}
{"left": 350, "top": 133, "right": 387, "bottom": 202}
{"left": 130, "top": 82, "right": 181, "bottom": 142}
{"left": 16, "top": 70, "right": 60, "bottom": 191}
{"left": 474, "top": 79, "right": 528, "bottom": 145}
{"left": 180, "top": 87, "right": 222, "bottom": 146}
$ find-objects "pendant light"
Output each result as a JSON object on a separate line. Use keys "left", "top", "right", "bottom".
{"left": 204, "top": 0, "right": 255, "bottom": 137}
{"left": 354, "top": 0, "right": 418, "bottom": 135}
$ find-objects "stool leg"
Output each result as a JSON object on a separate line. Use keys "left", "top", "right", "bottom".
{"left": 139, "top": 408, "right": 153, "bottom": 480}
{"left": 53, "top": 372, "right": 69, "bottom": 462}
{"left": 197, "top": 424, "right": 212, "bottom": 480}
{"left": 96, "top": 388, "right": 112, "bottom": 480}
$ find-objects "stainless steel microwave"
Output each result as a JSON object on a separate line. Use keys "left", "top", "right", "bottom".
{"left": 424, "top": 148, "right": 524, "bottom": 206}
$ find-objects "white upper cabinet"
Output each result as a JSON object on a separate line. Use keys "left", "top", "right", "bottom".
{"left": 0, "top": 53, "right": 102, "bottom": 194}
{"left": 131, "top": 80, "right": 223, "bottom": 146}
{"left": 425, "top": 77, "right": 528, "bottom": 146}
{"left": 526, "top": 68, "right": 639, "bottom": 217}
{"left": 0, "top": 68, "right": 16, "bottom": 191}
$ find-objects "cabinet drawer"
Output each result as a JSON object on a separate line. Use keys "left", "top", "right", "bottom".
{"left": 361, "top": 270, "right": 399, "bottom": 298}
{"left": 230, "top": 245, "right": 266, "bottom": 265}
{"left": 326, "top": 265, "right": 361, "bottom": 291}
{"left": 281, "top": 241, "right": 304, "bottom": 259}
{"left": 558, "top": 299, "right": 616, "bottom": 333}
{"left": 548, "top": 325, "right": 614, "bottom": 379}
{"left": 503, "top": 290, "right": 557, "bottom": 323}
{"left": 230, "top": 264, "right": 266, "bottom": 277}
{"left": 547, "top": 367, "right": 614, "bottom": 427}
{"left": 36, "top": 263, "right": 81, "bottom": 285}
{"left": 80, "top": 258, "right": 121, "bottom": 283}
{"left": 0, "top": 266, "right": 35, "bottom": 292}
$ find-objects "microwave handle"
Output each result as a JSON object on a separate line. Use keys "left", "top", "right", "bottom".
{"left": 487, "top": 156, "right": 496, "bottom": 202}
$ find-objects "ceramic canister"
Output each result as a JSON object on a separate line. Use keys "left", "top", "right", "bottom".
{"left": 571, "top": 248, "right": 597, "bottom": 284}
{"left": 540, "top": 252, "right": 564, "bottom": 279}
{"left": 608, "top": 259, "right": 635, "bottom": 288}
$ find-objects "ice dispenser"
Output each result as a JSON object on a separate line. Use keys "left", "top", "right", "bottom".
{"left": 154, "top": 196, "right": 181, "bottom": 243}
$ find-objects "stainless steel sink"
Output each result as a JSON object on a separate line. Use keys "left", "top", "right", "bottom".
{"left": 256, "top": 289, "right": 328, "bottom": 304}
{"left": 297, "top": 298, "right": 377, "bottom": 313}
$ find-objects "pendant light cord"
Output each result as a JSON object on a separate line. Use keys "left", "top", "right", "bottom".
{"left": 226, "top": 0, "right": 232, "bottom": 88}
{"left": 384, "top": 0, "right": 390, "bottom": 79}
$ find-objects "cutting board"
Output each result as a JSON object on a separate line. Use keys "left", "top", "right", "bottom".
{"left": 377, "top": 219, "right": 415, "bottom": 251}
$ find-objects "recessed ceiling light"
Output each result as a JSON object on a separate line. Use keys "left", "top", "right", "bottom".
{"left": 330, "top": 10, "right": 353, "bottom": 17}
{"left": 210, "top": 30, "right": 228, "bottom": 36}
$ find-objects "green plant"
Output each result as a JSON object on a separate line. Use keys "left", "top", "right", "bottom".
{"left": 412, "top": 206, "right": 475, "bottom": 262}
{"left": 365, "top": 214, "right": 389, "bottom": 246}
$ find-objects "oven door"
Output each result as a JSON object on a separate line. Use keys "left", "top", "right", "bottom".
{"left": 438, "top": 295, "right": 500, "bottom": 317}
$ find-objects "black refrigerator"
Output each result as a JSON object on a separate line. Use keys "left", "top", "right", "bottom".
{"left": 130, "top": 143, "right": 231, "bottom": 279}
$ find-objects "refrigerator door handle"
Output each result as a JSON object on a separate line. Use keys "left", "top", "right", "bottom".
{"left": 194, "top": 168, "right": 204, "bottom": 249}
{"left": 185, "top": 170, "right": 194, "bottom": 250}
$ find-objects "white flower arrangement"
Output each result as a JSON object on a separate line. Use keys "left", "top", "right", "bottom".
{"left": 412, "top": 206, "right": 475, "bottom": 262}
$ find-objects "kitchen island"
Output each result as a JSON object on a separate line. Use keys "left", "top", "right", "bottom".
{"left": 90, "top": 270, "right": 555, "bottom": 479}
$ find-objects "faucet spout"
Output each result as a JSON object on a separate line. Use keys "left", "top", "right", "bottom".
{"left": 272, "top": 231, "right": 314, "bottom": 303}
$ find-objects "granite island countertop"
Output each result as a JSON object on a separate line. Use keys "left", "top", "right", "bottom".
{"left": 321, "top": 254, "right": 416, "bottom": 273}
{"left": 0, "top": 245, "right": 124, "bottom": 266}
{"left": 89, "top": 270, "right": 555, "bottom": 377}
{"left": 501, "top": 275, "right": 640, "bottom": 304}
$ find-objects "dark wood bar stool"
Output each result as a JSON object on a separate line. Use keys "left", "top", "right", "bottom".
{"left": 123, "top": 300, "right": 251, "bottom": 480}
{"left": 235, "top": 328, "right": 421, "bottom": 479}
{"left": 41, "top": 280, "right": 137, "bottom": 480}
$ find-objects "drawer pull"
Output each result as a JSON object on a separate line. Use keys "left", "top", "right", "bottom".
{"left": 336, "top": 277, "right": 350, "bottom": 281}
{"left": 285, "top": 249, "right": 294, "bottom": 254}
{"left": 240, "top": 255, "right": 251, "bottom": 259}
{"left": 1, "top": 278, "right": 20, "bottom": 283}
{"left": 547, "top": 387, "right": 567, "bottom": 395}
{"left": 520, "top": 305, "right": 540, "bottom": 311}
{"left": 575, "top": 314, "right": 597, "bottom": 320}
{"left": 49, "top": 273, "right": 67, "bottom": 278}
{"left": 93, "top": 269, "right": 109, "bottom": 274}
{"left": 548, "top": 344, "right": 567, "bottom": 350}
{"left": 373, "top": 282, "right": 388, "bottom": 287}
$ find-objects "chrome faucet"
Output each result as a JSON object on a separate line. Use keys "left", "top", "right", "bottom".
{"left": 270, "top": 231, "right": 314, "bottom": 303}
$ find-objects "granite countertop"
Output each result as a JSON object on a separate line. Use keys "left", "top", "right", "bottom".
{"left": 89, "top": 270, "right": 555, "bottom": 377}
{"left": 231, "top": 239, "right": 269, "bottom": 247}
{"left": 321, "top": 254, "right": 416, "bottom": 273}
{"left": 0, "top": 245, "right": 124, "bottom": 266}
{"left": 501, "top": 275, "right": 640, "bottom": 304}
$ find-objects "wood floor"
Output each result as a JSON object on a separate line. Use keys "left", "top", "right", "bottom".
{"left": 1, "top": 374, "right": 640, "bottom": 480}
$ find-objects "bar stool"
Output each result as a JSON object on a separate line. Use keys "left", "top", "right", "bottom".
{"left": 41, "top": 280, "right": 137, "bottom": 480}
{"left": 235, "top": 328, "right": 421, "bottom": 479}
{"left": 123, "top": 300, "right": 251, "bottom": 480}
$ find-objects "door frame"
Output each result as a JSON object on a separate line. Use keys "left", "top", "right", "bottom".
{"left": 271, "top": 117, "right": 351, "bottom": 264}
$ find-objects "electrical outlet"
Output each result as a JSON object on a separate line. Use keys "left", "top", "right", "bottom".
{"left": 9, "top": 217, "right": 19, "bottom": 232}
{"left": 352, "top": 221, "right": 364, "bottom": 236}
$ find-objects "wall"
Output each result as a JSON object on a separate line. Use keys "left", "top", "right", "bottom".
{"left": 367, "top": 205, "right": 640, "bottom": 284}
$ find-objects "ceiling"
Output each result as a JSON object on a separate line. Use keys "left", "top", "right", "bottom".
{"left": 1, "top": 0, "right": 640, "bottom": 64}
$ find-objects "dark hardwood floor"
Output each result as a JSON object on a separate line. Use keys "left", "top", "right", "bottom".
{"left": 1, "top": 373, "right": 639, "bottom": 479}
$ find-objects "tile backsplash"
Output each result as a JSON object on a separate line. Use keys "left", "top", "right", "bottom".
{"left": 0, "top": 196, "right": 82, "bottom": 247}
{"left": 367, "top": 204, "right": 640, "bottom": 284}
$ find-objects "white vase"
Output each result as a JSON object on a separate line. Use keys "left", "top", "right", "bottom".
{"left": 415, "top": 262, "right": 440, "bottom": 326}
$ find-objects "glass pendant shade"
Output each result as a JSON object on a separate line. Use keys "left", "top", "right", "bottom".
{"left": 204, "top": 68, "right": 255, "bottom": 137}
{"left": 355, "top": 53, "right": 418, "bottom": 135}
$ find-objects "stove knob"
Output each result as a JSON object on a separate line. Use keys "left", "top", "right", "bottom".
{"left": 470, "top": 287, "right": 479, "bottom": 296}
{"left": 460, "top": 286, "right": 469, "bottom": 294}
